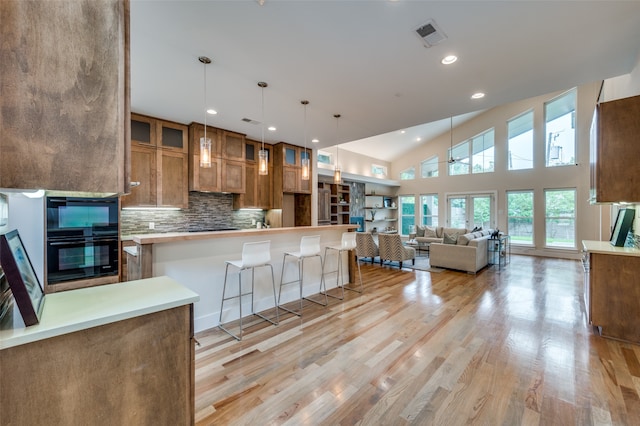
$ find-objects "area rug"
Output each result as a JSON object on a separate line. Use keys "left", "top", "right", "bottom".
{"left": 404, "top": 256, "right": 445, "bottom": 273}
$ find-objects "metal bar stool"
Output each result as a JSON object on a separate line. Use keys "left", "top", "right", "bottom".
{"left": 219, "top": 240, "right": 279, "bottom": 341}
{"left": 278, "top": 235, "right": 327, "bottom": 316}
{"left": 322, "top": 232, "right": 363, "bottom": 300}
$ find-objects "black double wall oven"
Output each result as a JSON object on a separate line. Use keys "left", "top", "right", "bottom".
{"left": 46, "top": 196, "right": 119, "bottom": 285}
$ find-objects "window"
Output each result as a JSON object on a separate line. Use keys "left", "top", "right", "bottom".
{"left": 317, "top": 151, "right": 332, "bottom": 165}
{"left": 400, "top": 167, "right": 415, "bottom": 180}
{"left": 545, "top": 188, "right": 576, "bottom": 248}
{"left": 420, "top": 194, "right": 438, "bottom": 226}
{"left": 447, "top": 193, "right": 495, "bottom": 229}
{"left": 545, "top": 89, "right": 576, "bottom": 167}
{"left": 371, "top": 164, "right": 387, "bottom": 177}
{"left": 471, "top": 129, "right": 494, "bottom": 173}
{"left": 508, "top": 111, "right": 534, "bottom": 170}
{"left": 448, "top": 141, "right": 470, "bottom": 175}
{"left": 507, "top": 191, "right": 534, "bottom": 245}
{"left": 420, "top": 156, "right": 439, "bottom": 178}
{"left": 399, "top": 195, "right": 415, "bottom": 236}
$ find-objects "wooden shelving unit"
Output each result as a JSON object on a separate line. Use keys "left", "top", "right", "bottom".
{"left": 364, "top": 194, "right": 397, "bottom": 234}
{"left": 318, "top": 181, "right": 350, "bottom": 225}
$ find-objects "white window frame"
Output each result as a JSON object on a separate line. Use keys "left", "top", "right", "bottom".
{"left": 507, "top": 110, "right": 534, "bottom": 171}
{"left": 420, "top": 156, "right": 439, "bottom": 178}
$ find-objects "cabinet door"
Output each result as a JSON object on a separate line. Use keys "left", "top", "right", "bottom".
{"left": 188, "top": 123, "right": 221, "bottom": 192}
{"left": 221, "top": 131, "right": 246, "bottom": 161}
{"left": 159, "top": 120, "right": 188, "bottom": 153}
{"left": 222, "top": 160, "right": 246, "bottom": 194}
{"left": 158, "top": 150, "right": 188, "bottom": 208}
{"left": 318, "top": 188, "right": 331, "bottom": 224}
{"left": 282, "top": 166, "right": 298, "bottom": 193}
{"left": 131, "top": 114, "right": 157, "bottom": 147}
{"left": 122, "top": 145, "right": 157, "bottom": 208}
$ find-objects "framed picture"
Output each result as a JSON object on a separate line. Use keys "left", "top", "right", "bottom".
{"left": 0, "top": 229, "right": 45, "bottom": 326}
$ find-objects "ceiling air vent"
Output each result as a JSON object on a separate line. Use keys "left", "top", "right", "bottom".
{"left": 415, "top": 19, "right": 447, "bottom": 48}
{"left": 242, "top": 117, "right": 260, "bottom": 125}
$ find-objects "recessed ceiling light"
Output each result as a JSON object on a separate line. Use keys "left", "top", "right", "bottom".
{"left": 268, "top": 126, "right": 276, "bottom": 131}
{"left": 441, "top": 55, "right": 457, "bottom": 65}
{"left": 400, "top": 130, "right": 406, "bottom": 134}
{"left": 471, "top": 92, "right": 485, "bottom": 99}
{"left": 416, "top": 137, "right": 422, "bottom": 142}
{"left": 207, "top": 109, "right": 217, "bottom": 115}
{"left": 312, "top": 138, "right": 319, "bottom": 143}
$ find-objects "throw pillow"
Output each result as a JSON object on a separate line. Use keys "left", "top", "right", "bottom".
{"left": 415, "top": 225, "right": 425, "bottom": 237}
{"left": 457, "top": 233, "right": 474, "bottom": 246}
{"left": 425, "top": 226, "right": 437, "bottom": 238}
{"left": 471, "top": 226, "right": 483, "bottom": 232}
{"left": 443, "top": 232, "right": 458, "bottom": 245}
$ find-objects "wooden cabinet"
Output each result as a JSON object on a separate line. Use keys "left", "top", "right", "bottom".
{"left": 273, "top": 142, "right": 312, "bottom": 212}
{"left": 587, "top": 250, "right": 640, "bottom": 344}
{"left": 233, "top": 140, "right": 272, "bottom": 209}
{"left": 318, "top": 182, "right": 332, "bottom": 225}
{"left": 123, "top": 114, "right": 188, "bottom": 208}
{"left": 364, "top": 194, "right": 397, "bottom": 233}
{"left": 590, "top": 94, "right": 640, "bottom": 203}
{"left": 189, "top": 123, "right": 246, "bottom": 194}
{"left": 0, "top": 0, "right": 129, "bottom": 193}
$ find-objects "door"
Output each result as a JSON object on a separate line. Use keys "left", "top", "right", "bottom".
{"left": 447, "top": 193, "right": 495, "bottom": 229}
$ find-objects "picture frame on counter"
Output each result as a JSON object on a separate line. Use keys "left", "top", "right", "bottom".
{"left": 0, "top": 229, "right": 45, "bottom": 326}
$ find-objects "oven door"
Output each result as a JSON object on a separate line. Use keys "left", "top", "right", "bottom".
{"left": 46, "top": 237, "right": 119, "bottom": 284}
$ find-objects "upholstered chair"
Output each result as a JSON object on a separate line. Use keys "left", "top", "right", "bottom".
{"left": 356, "top": 232, "right": 379, "bottom": 263}
{"left": 378, "top": 233, "right": 416, "bottom": 268}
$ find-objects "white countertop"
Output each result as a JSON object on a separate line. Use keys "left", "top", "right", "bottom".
{"left": 0, "top": 276, "right": 199, "bottom": 350}
{"left": 582, "top": 240, "right": 640, "bottom": 257}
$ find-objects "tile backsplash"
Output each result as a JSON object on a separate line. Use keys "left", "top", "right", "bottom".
{"left": 120, "top": 192, "right": 265, "bottom": 236}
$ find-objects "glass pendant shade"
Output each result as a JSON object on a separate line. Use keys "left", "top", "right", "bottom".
{"left": 301, "top": 157, "right": 310, "bottom": 181}
{"left": 258, "top": 149, "right": 269, "bottom": 175}
{"left": 200, "top": 136, "right": 211, "bottom": 168}
{"left": 333, "top": 166, "right": 342, "bottom": 183}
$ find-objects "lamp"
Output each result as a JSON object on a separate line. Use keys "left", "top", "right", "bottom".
{"left": 301, "top": 100, "right": 310, "bottom": 181}
{"left": 333, "top": 114, "right": 342, "bottom": 183}
{"left": 198, "top": 56, "right": 212, "bottom": 168}
{"left": 258, "top": 82, "right": 269, "bottom": 175}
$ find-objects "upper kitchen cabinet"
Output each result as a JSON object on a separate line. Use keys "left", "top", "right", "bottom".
{"left": 188, "top": 124, "right": 246, "bottom": 194}
{"left": 123, "top": 113, "right": 188, "bottom": 208}
{"left": 233, "top": 139, "right": 272, "bottom": 210}
{"left": 273, "top": 143, "right": 312, "bottom": 208}
{"left": 0, "top": 0, "right": 130, "bottom": 193}
{"left": 590, "top": 94, "right": 640, "bottom": 203}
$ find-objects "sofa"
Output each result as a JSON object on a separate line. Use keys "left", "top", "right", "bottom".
{"left": 429, "top": 228, "right": 495, "bottom": 274}
{"left": 409, "top": 225, "right": 469, "bottom": 245}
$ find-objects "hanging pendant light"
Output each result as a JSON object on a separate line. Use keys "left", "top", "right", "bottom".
{"left": 301, "top": 100, "right": 310, "bottom": 181}
{"left": 333, "top": 114, "right": 342, "bottom": 183}
{"left": 198, "top": 56, "right": 212, "bottom": 168}
{"left": 258, "top": 82, "right": 269, "bottom": 176}
{"left": 448, "top": 116, "right": 455, "bottom": 164}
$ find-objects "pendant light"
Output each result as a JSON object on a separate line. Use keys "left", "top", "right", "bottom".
{"left": 198, "top": 56, "right": 212, "bottom": 168}
{"left": 258, "top": 82, "right": 269, "bottom": 176}
{"left": 448, "top": 116, "right": 455, "bottom": 164}
{"left": 301, "top": 100, "right": 310, "bottom": 181}
{"left": 333, "top": 114, "right": 342, "bottom": 183}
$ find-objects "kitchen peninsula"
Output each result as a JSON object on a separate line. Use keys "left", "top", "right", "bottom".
{"left": 127, "top": 225, "right": 356, "bottom": 332}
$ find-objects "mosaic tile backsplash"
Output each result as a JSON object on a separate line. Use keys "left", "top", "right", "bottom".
{"left": 120, "top": 192, "right": 266, "bottom": 236}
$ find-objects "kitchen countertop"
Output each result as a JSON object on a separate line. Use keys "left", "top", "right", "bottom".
{"left": 131, "top": 225, "right": 357, "bottom": 245}
{"left": 0, "top": 276, "right": 199, "bottom": 350}
{"left": 582, "top": 240, "right": 640, "bottom": 257}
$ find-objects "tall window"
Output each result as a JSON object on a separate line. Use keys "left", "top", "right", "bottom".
{"left": 545, "top": 188, "right": 576, "bottom": 248}
{"left": 448, "top": 141, "right": 470, "bottom": 175}
{"left": 507, "top": 191, "right": 534, "bottom": 245}
{"left": 420, "top": 156, "right": 439, "bottom": 178}
{"left": 471, "top": 129, "right": 494, "bottom": 173}
{"left": 400, "top": 167, "right": 415, "bottom": 180}
{"left": 545, "top": 89, "right": 576, "bottom": 167}
{"left": 420, "top": 194, "right": 438, "bottom": 226}
{"left": 508, "top": 111, "right": 534, "bottom": 170}
{"left": 399, "top": 195, "right": 415, "bottom": 236}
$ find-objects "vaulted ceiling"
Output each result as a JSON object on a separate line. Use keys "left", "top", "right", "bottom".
{"left": 130, "top": 1, "right": 640, "bottom": 161}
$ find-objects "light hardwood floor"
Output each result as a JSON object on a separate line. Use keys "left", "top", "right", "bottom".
{"left": 194, "top": 255, "right": 640, "bottom": 425}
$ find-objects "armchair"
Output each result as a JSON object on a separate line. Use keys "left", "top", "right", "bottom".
{"left": 356, "top": 232, "right": 379, "bottom": 263}
{"left": 378, "top": 233, "right": 415, "bottom": 268}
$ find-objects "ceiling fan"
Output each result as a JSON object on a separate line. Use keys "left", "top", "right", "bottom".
{"left": 440, "top": 116, "right": 467, "bottom": 165}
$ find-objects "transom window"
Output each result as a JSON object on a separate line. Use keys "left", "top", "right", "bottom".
{"left": 448, "top": 129, "right": 494, "bottom": 175}
{"left": 420, "top": 156, "right": 439, "bottom": 178}
{"left": 508, "top": 110, "right": 534, "bottom": 170}
{"left": 545, "top": 89, "right": 576, "bottom": 167}
{"left": 400, "top": 167, "right": 415, "bottom": 180}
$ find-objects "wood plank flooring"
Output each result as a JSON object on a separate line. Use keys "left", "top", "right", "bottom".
{"left": 194, "top": 255, "right": 640, "bottom": 425}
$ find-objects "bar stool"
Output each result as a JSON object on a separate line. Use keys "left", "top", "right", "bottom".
{"left": 278, "top": 235, "right": 327, "bottom": 316}
{"left": 322, "top": 232, "right": 363, "bottom": 299}
{"left": 219, "top": 240, "right": 279, "bottom": 341}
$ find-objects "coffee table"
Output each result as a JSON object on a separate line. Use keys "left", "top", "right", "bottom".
{"left": 404, "top": 239, "right": 430, "bottom": 256}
